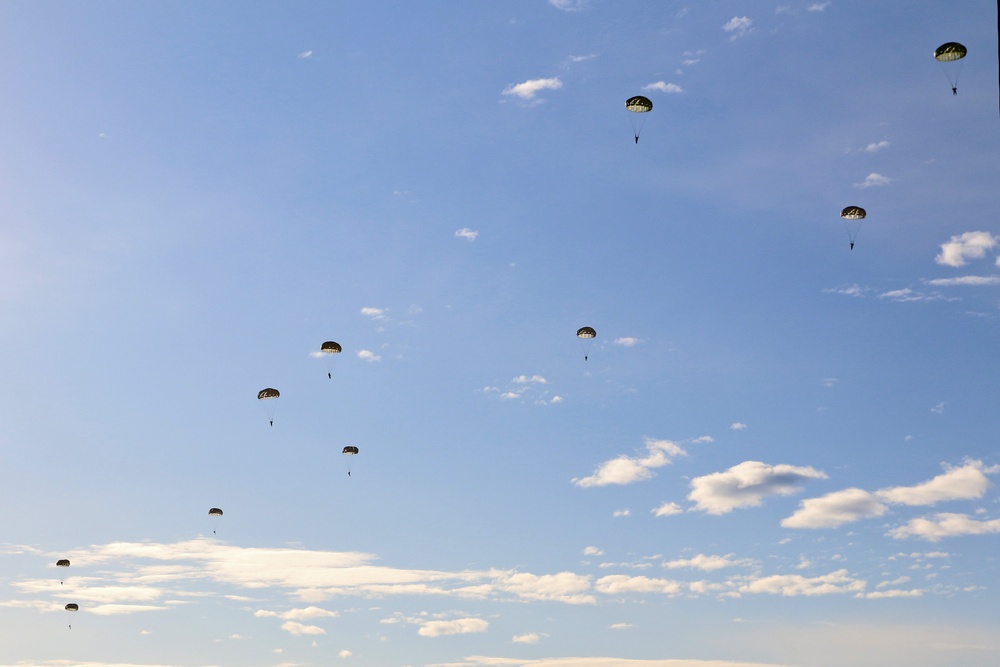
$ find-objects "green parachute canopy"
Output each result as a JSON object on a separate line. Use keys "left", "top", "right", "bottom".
{"left": 208, "top": 508, "right": 223, "bottom": 517}
{"left": 839, "top": 206, "right": 868, "bottom": 249}
{"left": 342, "top": 446, "right": 359, "bottom": 455}
{"left": 840, "top": 206, "right": 866, "bottom": 220}
{"left": 576, "top": 326, "right": 597, "bottom": 339}
{"left": 934, "top": 42, "right": 967, "bottom": 61}
{"left": 257, "top": 388, "right": 280, "bottom": 400}
{"left": 65, "top": 604, "right": 79, "bottom": 612}
{"left": 56, "top": 559, "right": 71, "bottom": 567}
{"left": 625, "top": 95, "right": 653, "bottom": 112}
{"left": 320, "top": 341, "right": 342, "bottom": 354}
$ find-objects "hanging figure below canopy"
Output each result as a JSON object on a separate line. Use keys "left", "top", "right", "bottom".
{"left": 840, "top": 206, "right": 867, "bottom": 250}
{"left": 934, "top": 42, "right": 967, "bottom": 95}
{"left": 577, "top": 326, "right": 597, "bottom": 361}
{"left": 257, "top": 388, "right": 280, "bottom": 426}
{"left": 625, "top": 95, "right": 653, "bottom": 143}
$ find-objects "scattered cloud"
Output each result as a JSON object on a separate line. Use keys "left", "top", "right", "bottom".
{"left": 889, "top": 513, "right": 1000, "bottom": 541}
{"left": 652, "top": 502, "right": 683, "bottom": 517}
{"left": 642, "top": 81, "right": 683, "bottom": 94}
{"left": 688, "top": 461, "right": 828, "bottom": 515}
{"left": 573, "top": 438, "right": 687, "bottom": 487}
{"left": 357, "top": 349, "right": 381, "bottom": 362}
{"left": 876, "top": 459, "right": 998, "bottom": 506}
{"left": 808, "top": 1, "right": 831, "bottom": 10}
{"left": 823, "top": 284, "right": 868, "bottom": 297}
{"left": 929, "top": 402, "right": 946, "bottom": 414}
{"left": 935, "top": 231, "right": 999, "bottom": 267}
{"left": 594, "top": 574, "right": 683, "bottom": 596}
{"left": 925, "top": 275, "right": 1000, "bottom": 286}
{"left": 512, "top": 632, "right": 543, "bottom": 644}
{"left": 862, "top": 140, "right": 890, "bottom": 153}
{"left": 339, "top": 649, "right": 352, "bottom": 658}
{"left": 722, "top": 16, "right": 753, "bottom": 39}
{"left": 502, "top": 77, "right": 563, "bottom": 100}
{"left": 877, "top": 288, "right": 950, "bottom": 303}
{"left": 360, "top": 306, "right": 388, "bottom": 320}
{"left": 549, "top": 0, "right": 587, "bottom": 11}
{"left": 281, "top": 620, "right": 326, "bottom": 636}
{"left": 855, "top": 172, "right": 893, "bottom": 188}
{"left": 455, "top": 228, "right": 479, "bottom": 241}
{"left": 614, "top": 337, "right": 643, "bottom": 347}
{"left": 662, "top": 554, "right": 752, "bottom": 571}
{"left": 730, "top": 422, "right": 748, "bottom": 430}
{"left": 418, "top": 617, "right": 489, "bottom": 637}
{"left": 782, "top": 488, "right": 889, "bottom": 529}
{"left": 612, "top": 509, "right": 631, "bottom": 518}
{"left": 738, "top": 569, "right": 866, "bottom": 597}
{"left": 566, "top": 53, "right": 597, "bottom": 64}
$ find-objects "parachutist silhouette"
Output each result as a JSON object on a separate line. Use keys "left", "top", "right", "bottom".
{"left": 328, "top": 372, "right": 332, "bottom": 379}
{"left": 269, "top": 420, "right": 273, "bottom": 427}
{"left": 348, "top": 471, "right": 351, "bottom": 477}
{"left": 850, "top": 242, "right": 854, "bottom": 250}
{"left": 634, "top": 135, "right": 639, "bottom": 144}
{"left": 952, "top": 87, "right": 957, "bottom": 95}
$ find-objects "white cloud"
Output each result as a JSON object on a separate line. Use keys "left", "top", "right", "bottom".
{"left": 594, "top": 574, "right": 682, "bottom": 596}
{"left": 573, "top": 438, "right": 687, "bottom": 487}
{"left": 925, "top": 275, "right": 1000, "bottom": 286}
{"left": 566, "top": 53, "right": 597, "bottom": 64}
{"left": 781, "top": 488, "right": 888, "bottom": 529}
{"left": 513, "top": 375, "right": 547, "bottom": 384}
{"left": 642, "top": 81, "right": 683, "bottom": 94}
{"left": 808, "top": 1, "right": 830, "bottom": 10}
{"left": 549, "top": 0, "right": 586, "bottom": 11}
{"left": 876, "top": 459, "right": 998, "bottom": 506}
{"left": 455, "top": 228, "right": 479, "bottom": 241}
{"left": 496, "top": 572, "right": 595, "bottom": 604}
{"left": 862, "top": 140, "right": 890, "bottom": 153}
{"left": 613, "top": 337, "right": 643, "bottom": 347}
{"left": 652, "top": 502, "right": 682, "bottom": 517}
{"left": 855, "top": 172, "right": 893, "bottom": 188}
{"left": 512, "top": 632, "right": 542, "bottom": 644}
{"left": 612, "top": 509, "right": 631, "bottom": 518}
{"left": 281, "top": 621, "right": 326, "bottom": 636}
{"left": 339, "top": 649, "right": 352, "bottom": 658}
{"left": 360, "top": 306, "right": 387, "bottom": 320}
{"left": 722, "top": 16, "right": 753, "bottom": 39}
{"left": 739, "top": 569, "right": 866, "bottom": 596}
{"left": 582, "top": 546, "right": 603, "bottom": 556}
{"left": 298, "top": 50, "right": 313, "bottom": 59}
{"left": 878, "top": 288, "right": 949, "bottom": 303}
{"left": 256, "top": 606, "right": 338, "bottom": 621}
{"left": 688, "top": 461, "right": 828, "bottom": 515}
{"left": 863, "top": 589, "right": 923, "bottom": 599}
{"left": 729, "top": 422, "right": 748, "bottom": 430}
{"left": 418, "top": 617, "right": 489, "bottom": 637}
{"left": 357, "top": 349, "right": 381, "bottom": 362}
{"left": 935, "top": 231, "right": 999, "bottom": 267}
{"left": 889, "top": 513, "right": 1000, "bottom": 542}
{"left": 662, "top": 554, "right": 751, "bottom": 571}
{"left": 502, "top": 77, "right": 563, "bottom": 100}
{"left": 823, "top": 284, "right": 867, "bottom": 297}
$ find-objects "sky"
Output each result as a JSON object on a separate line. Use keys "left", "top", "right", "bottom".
{"left": 1, "top": 1, "right": 999, "bottom": 666}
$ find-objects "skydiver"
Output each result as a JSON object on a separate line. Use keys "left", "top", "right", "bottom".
{"left": 347, "top": 471, "right": 351, "bottom": 477}
{"left": 634, "top": 135, "right": 639, "bottom": 144}
{"left": 328, "top": 372, "right": 332, "bottom": 379}
{"left": 952, "top": 86, "right": 957, "bottom": 95}
{"left": 850, "top": 242, "right": 854, "bottom": 250}
{"left": 269, "top": 420, "right": 273, "bottom": 427}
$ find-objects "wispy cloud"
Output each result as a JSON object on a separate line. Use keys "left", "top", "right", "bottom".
{"left": 418, "top": 617, "right": 489, "bottom": 637}
{"left": 877, "top": 288, "right": 950, "bottom": 303}
{"left": 298, "top": 50, "right": 314, "bottom": 59}
{"left": 512, "top": 632, "right": 543, "bottom": 644}
{"left": 360, "top": 306, "right": 388, "bottom": 320}
{"left": 889, "top": 513, "right": 1000, "bottom": 541}
{"left": 861, "top": 140, "right": 890, "bottom": 153}
{"left": 642, "top": 81, "right": 683, "bottom": 94}
{"left": 652, "top": 502, "right": 682, "bottom": 517}
{"left": 662, "top": 554, "right": 753, "bottom": 571}
{"left": 722, "top": 16, "right": 753, "bottom": 39}
{"left": 455, "top": 228, "right": 479, "bottom": 241}
{"left": 573, "top": 438, "right": 687, "bottom": 487}
{"left": 823, "top": 284, "right": 868, "bottom": 297}
{"left": 738, "top": 569, "right": 865, "bottom": 597}
{"left": 855, "top": 172, "right": 893, "bottom": 188}
{"left": 688, "top": 461, "right": 828, "bottom": 514}
{"left": 935, "top": 231, "right": 999, "bottom": 267}
{"left": 502, "top": 77, "right": 563, "bottom": 100}
{"left": 613, "top": 337, "right": 642, "bottom": 347}
{"left": 730, "top": 422, "right": 748, "bottom": 430}
{"left": 808, "top": 2, "right": 831, "bottom": 12}
{"left": 549, "top": 0, "right": 587, "bottom": 11}
{"left": 925, "top": 275, "right": 1000, "bottom": 286}
{"left": 357, "top": 349, "right": 381, "bottom": 362}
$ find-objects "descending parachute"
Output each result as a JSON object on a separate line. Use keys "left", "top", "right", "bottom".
{"left": 320, "top": 341, "right": 342, "bottom": 379}
{"left": 56, "top": 558, "right": 70, "bottom": 584}
{"left": 934, "top": 42, "right": 967, "bottom": 94}
{"left": 65, "top": 603, "right": 78, "bottom": 628}
{"left": 839, "top": 206, "right": 867, "bottom": 250}
{"left": 577, "top": 326, "right": 597, "bottom": 361}
{"left": 342, "top": 445, "right": 359, "bottom": 476}
{"left": 257, "top": 388, "right": 280, "bottom": 426}
{"left": 208, "top": 507, "right": 223, "bottom": 534}
{"left": 625, "top": 95, "right": 653, "bottom": 143}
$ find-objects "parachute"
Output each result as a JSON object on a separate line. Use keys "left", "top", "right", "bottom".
{"left": 320, "top": 341, "right": 342, "bottom": 378}
{"left": 257, "top": 388, "right": 280, "bottom": 426}
{"left": 342, "top": 445, "right": 359, "bottom": 476}
{"left": 65, "top": 603, "right": 79, "bottom": 611}
{"left": 577, "top": 326, "right": 597, "bottom": 361}
{"left": 840, "top": 206, "right": 867, "bottom": 250}
{"left": 56, "top": 558, "right": 70, "bottom": 584}
{"left": 208, "top": 507, "right": 223, "bottom": 534}
{"left": 934, "top": 42, "right": 967, "bottom": 94}
{"left": 625, "top": 95, "right": 652, "bottom": 143}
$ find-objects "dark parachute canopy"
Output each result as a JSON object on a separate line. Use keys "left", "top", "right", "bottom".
{"left": 840, "top": 206, "right": 867, "bottom": 250}
{"left": 934, "top": 42, "right": 967, "bottom": 94}
{"left": 576, "top": 326, "right": 597, "bottom": 339}
{"left": 625, "top": 95, "right": 653, "bottom": 143}
{"left": 208, "top": 508, "right": 224, "bottom": 517}
{"left": 342, "top": 446, "right": 359, "bottom": 455}
{"left": 65, "top": 604, "right": 79, "bottom": 611}
{"left": 321, "top": 341, "right": 342, "bottom": 354}
{"left": 257, "top": 388, "right": 280, "bottom": 400}
{"left": 56, "top": 559, "right": 70, "bottom": 567}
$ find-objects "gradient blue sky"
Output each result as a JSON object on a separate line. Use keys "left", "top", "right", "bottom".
{"left": 2, "top": 2, "right": 999, "bottom": 666}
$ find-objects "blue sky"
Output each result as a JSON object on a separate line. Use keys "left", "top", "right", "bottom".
{"left": 2, "top": 1, "right": 999, "bottom": 666}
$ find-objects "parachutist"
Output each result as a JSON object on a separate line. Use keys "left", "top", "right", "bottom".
{"left": 850, "top": 242, "right": 854, "bottom": 250}
{"left": 348, "top": 471, "right": 351, "bottom": 477}
{"left": 634, "top": 135, "right": 639, "bottom": 144}
{"left": 328, "top": 372, "right": 331, "bottom": 379}
{"left": 952, "top": 87, "right": 957, "bottom": 95}
{"left": 269, "top": 420, "right": 273, "bottom": 427}
{"left": 585, "top": 355, "right": 588, "bottom": 361}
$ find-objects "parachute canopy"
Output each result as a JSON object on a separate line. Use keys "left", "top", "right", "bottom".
{"left": 56, "top": 559, "right": 70, "bottom": 568}
{"left": 625, "top": 95, "right": 653, "bottom": 112}
{"left": 208, "top": 507, "right": 223, "bottom": 517}
{"left": 840, "top": 206, "right": 866, "bottom": 220}
{"left": 342, "top": 446, "right": 359, "bottom": 455}
{"left": 934, "top": 42, "right": 967, "bottom": 61}
{"left": 257, "top": 388, "right": 279, "bottom": 400}
{"left": 65, "top": 604, "right": 79, "bottom": 612}
{"left": 321, "top": 341, "right": 342, "bottom": 354}
{"left": 576, "top": 326, "right": 597, "bottom": 339}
